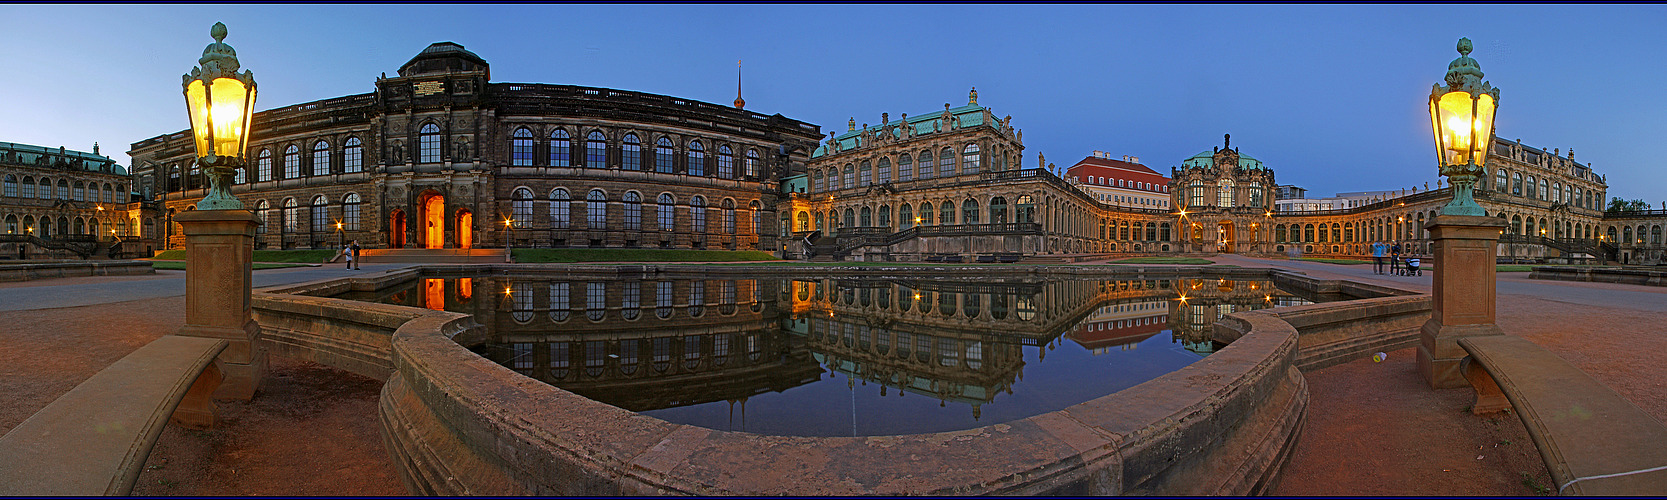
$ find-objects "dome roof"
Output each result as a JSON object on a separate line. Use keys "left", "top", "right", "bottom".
{"left": 398, "top": 42, "right": 489, "bottom": 78}
{"left": 1182, "top": 149, "right": 1263, "bottom": 170}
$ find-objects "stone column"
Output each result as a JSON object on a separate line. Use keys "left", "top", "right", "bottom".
{"left": 173, "top": 210, "right": 264, "bottom": 400}
{"left": 1418, "top": 214, "right": 1506, "bottom": 388}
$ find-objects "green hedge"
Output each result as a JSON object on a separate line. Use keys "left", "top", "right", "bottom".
{"left": 151, "top": 249, "right": 342, "bottom": 263}
{"left": 512, "top": 248, "right": 779, "bottom": 263}
{"left": 149, "top": 261, "right": 311, "bottom": 270}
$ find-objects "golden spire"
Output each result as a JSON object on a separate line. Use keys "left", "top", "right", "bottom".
{"left": 733, "top": 60, "right": 745, "bottom": 110}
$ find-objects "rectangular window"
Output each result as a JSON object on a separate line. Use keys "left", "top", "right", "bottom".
{"left": 587, "top": 282, "right": 606, "bottom": 320}
{"left": 587, "top": 199, "right": 606, "bottom": 229}
{"left": 344, "top": 145, "right": 362, "bottom": 173}
{"left": 624, "top": 201, "right": 640, "bottom": 230}
{"left": 313, "top": 149, "right": 330, "bottom": 176}
{"left": 312, "top": 205, "right": 329, "bottom": 232}
{"left": 659, "top": 204, "right": 674, "bottom": 231}
{"left": 512, "top": 200, "right": 533, "bottom": 229}
{"left": 692, "top": 206, "right": 706, "bottom": 233}
{"left": 420, "top": 135, "right": 440, "bottom": 163}
{"left": 20, "top": 181, "right": 32, "bottom": 199}
{"left": 344, "top": 202, "right": 360, "bottom": 231}
{"left": 623, "top": 143, "right": 641, "bottom": 170}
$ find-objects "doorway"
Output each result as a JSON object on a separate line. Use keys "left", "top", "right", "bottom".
{"left": 418, "top": 190, "right": 445, "bottom": 249}
{"left": 457, "top": 210, "right": 473, "bottom": 249}
{"left": 388, "top": 209, "right": 406, "bottom": 248}
{"left": 1218, "top": 221, "right": 1236, "bottom": 253}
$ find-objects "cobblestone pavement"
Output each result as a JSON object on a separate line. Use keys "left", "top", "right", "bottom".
{"left": 4, "top": 258, "right": 1662, "bottom": 495}
{"left": 1214, "top": 254, "right": 1667, "bottom": 495}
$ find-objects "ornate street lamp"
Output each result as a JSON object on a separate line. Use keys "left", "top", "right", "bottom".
{"left": 182, "top": 22, "right": 257, "bottom": 210}
{"left": 1429, "top": 37, "right": 1499, "bottom": 216}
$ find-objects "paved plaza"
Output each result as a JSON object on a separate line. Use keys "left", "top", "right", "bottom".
{"left": 1, "top": 259, "right": 1664, "bottom": 495}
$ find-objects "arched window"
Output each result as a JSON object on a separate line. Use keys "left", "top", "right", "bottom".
{"left": 103, "top": 183, "right": 114, "bottom": 203}
{"left": 4, "top": 214, "right": 16, "bottom": 235}
{"left": 690, "top": 195, "right": 707, "bottom": 233}
{"left": 1539, "top": 178, "right": 1549, "bottom": 201}
{"left": 343, "top": 138, "right": 363, "bottom": 173}
{"left": 842, "top": 208, "right": 854, "bottom": 229}
{"left": 717, "top": 145, "right": 733, "bottom": 178}
{"left": 827, "top": 168, "right": 840, "bottom": 190}
{"left": 22, "top": 215, "right": 34, "bottom": 236}
{"left": 39, "top": 177, "right": 52, "bottom": 199}
{"left": 859, "top": 161, "right": 872, "bottom": 186}
{"left": 1188, "top": 180, "right": 1206, "bottom": 208}
{"left": 2, "top": 175, "right": 14, "bottom": 198}
{"left": 1496, "top": 169, "right": 1508, "bottom": 193}
{"left": 919, "top": 202, "right": 933, "bottom": 225}
{"left": 73, "top": 181, "right": 85, "bottom": 201}
{"left": 1160, "top": 223, "right": 1171, "bottom": 241}
{"left": 623, "top": 191, "right": 642, "bottom": 230}
{"left": 859, "top": 206, "right": 872, "bottom": 227}
{"left": 511, "top": 128, "right": 534, "bottom": 166}
{"left": 812, "top": 170, "right": 824, "bottom": 192}
{"left": 1217, "top": 179, "right": 1235, "bottom": 207}
{"left": 343, "top": 193, "right": 361, "bottom": 231}
{"left": 282, "top": 198, "right": 300, "bottom": 233}
{"left": 549, "top": 188, "right": 570, "bottom": 229}
{"left": 57, "top": 179, "right": 69, "bottom": 200}
{"left": 842, "top": 163, "right": 855, "bottom": 188}
{"left": 722, "top": 199, "right": 736, "bottom": 234}
{"left": 962, "top": 143, "right": 980, "bottom": 173}
{"left": 797, "top": 210, "right": 812, "bottom": 231}
{"left": 312, "top": 195, "right": 330, "bottom": 233}
{"left": 1511, "top": 215, "right": 1522, "bottom": 235}
{"left": 1526, "top": 217, "right": 1536, "bottom": 237}
{"left": 256, "top": 148, "right": 272, "bottom": 181}
{"left": 74, "top": 217, "right": 84, "bottom": 236}
{"left": 1623, "top": 226, "right": 1634, "bottom": 244}
{"left": 1247, "top": 182, "right": 1263, "bottom": 207}
{"left": 19, "top": 176, "right": 32, "bottom": 199}
{"left": 419, "top": 123, "right": 441, "bottom": 163}
{"left": 657, "top": 193, "right": 675, "bottom": 230}
{"left": 939, "top": 199, "right": 955, "bottom": 225}
{"left": 654, "top": 138, "right": 674, "bottom": 173}
{"left": 549, "top": 129, "right": 571, "bottom": 167}
{"left": 622, "top": 133, "right": 641, "bottom": 170}
{"left": 312, "top": 141, "right": 332, "bottom": 176}
{"left": 1016, "top": 195, "right": 1035, "bottom": 224}
{"left": 745, "top": 149, "right": 759, "bottom": 178}
{"left": 283, "top": 145, "right": 300, "bottom": 178}
{"left": 899, "top": 204, "right": 914, "bottom": 229}
{"left": 1512, "top": 172, "right": 1522, "bottom": 196}
{"left": 939, "top": 147, "right": 955, "bottom": 177}
{"left": 1553, "top": 182, "right": 1563, "bottom": 203}
{"left": 898, "top": 153, "right": 913, "bottom": 182}
{"left": 962, "top": 199, "right": 980, "bottom": 224}
{"left": 511, "top": 187, "right": 533, "bottom": 229}
{"left": 254, "top": 200, "right": 270, "bottom": 234}
{"left": 687, "top": 140, "right": 705, "bottom": 176}
{"left": 989, "top": 197, "right": 1008, "bottom": 223}
{"left": 877, "top": 157, "right": 891, "bottom": 183}
{"left": 579, "top": 131, "right": 607, "bottom": 168}
{"left": 587, "top": 189, "right": 608, "bottom": 229}
{"left": 878, "top": 204, "right": 891, "bottom": 228}
{"left": 749, "top": 200, "right": 761, "bottom": 235}
{"left": 918, "top": 149, "right": 935, "bottom": 179}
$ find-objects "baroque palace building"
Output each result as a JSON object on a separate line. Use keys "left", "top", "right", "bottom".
{"left": 0, "top": 142, "right": 153, "bottom": 259}
{"left": 129, "top": 42, "right": 823, "bottom": 251}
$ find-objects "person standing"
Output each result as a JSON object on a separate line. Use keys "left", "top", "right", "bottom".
{"left": 1371, "top": 241, "right": 1387, "bottom": 275}
{"left": 349, "top": 240, "right": 362, "bottom": 270}
{"left": 1390, "top": 243, "right": 1403, "bottom": 275}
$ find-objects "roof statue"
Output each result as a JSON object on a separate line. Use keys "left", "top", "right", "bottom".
{"left": 848, "top": 117, "right": 855, "bottom": 132}
{"left": 969, "top": 87, "right": 978, "bottom": 105}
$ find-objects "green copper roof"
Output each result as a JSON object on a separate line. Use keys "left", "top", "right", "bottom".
{"left": 812, "top": 103, "right": 996, "bottom": 158}
{"left": 1182, "top": 149, "right": 1263, "bottom": 170}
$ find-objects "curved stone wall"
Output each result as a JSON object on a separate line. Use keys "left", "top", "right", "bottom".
{"left": 250, "top": 264, "right": 1321, "bottom": 495}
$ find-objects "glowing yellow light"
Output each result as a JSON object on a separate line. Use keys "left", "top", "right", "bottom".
{"left": 503, "top": 286, "right": 513, "bottom": 295}
{"left": 913, "top": 293, "right": 921, "bottom": 300}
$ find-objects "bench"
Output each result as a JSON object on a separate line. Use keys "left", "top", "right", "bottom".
{"left": 975, "top": 255, "right": 997, "bottom": 263}
{"left": 1459, "top": 335, "right": 1667, "bottom": 495}
{"left": 0, "top": 335, "right": 228, "bottom": 495}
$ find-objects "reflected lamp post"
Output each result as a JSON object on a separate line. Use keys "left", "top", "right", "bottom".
{"left": 1428, "top": 37, "right": 1499, "bottom": 217}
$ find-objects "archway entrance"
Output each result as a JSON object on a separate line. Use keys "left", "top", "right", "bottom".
{"left": 388, "top": 209, "right": 406, "bottom": 248}
{"left": 456, "top": 210, "right": 473, "bottom": 249}
{"left": 1218, "top": 221, "right": 1236, "bottom": 253}
{"left": 418, "top": 190, "right": 445, "bottom": 249}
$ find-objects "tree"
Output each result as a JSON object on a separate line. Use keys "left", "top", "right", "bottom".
{"left": 1606, "top": 197, "right": 1650, "bottom": 214}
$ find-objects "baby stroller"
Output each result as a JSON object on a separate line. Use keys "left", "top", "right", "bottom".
{"left": 1406, "top": 257, "right": 1421, "bottom": 276}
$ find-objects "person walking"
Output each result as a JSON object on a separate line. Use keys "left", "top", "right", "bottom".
{"left": 349, "top": 240, "right": 362, "bottom": 270}
{"left": 1390, "top": 243, "right": 1403, "bottom": 275}
{"left": 1371, "top": 241, "right": 1387, "bottom": 275}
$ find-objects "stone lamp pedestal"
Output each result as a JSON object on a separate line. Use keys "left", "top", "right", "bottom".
{"left": 1419, "top": 214, "right": 1507, "bottom": 389}
{"left": 173, "top": 209, "right": 265, "bottom": 400}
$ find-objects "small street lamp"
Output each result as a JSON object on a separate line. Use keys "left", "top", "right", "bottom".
{"left": 183, "top": 22, "right": 257, "bottom": 210}
{"left": 335, "top": 221, "right": 345, "bottom": 248}
{"left": 1428, "top": 37, "right": 1499, "bottom": 216}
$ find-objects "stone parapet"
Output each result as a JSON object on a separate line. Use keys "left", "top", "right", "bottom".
{"left": 0, "top": 260, "right": 155, "bottom": 282}
{"left": 1529, "top": 265, "right": 1667, "bottom": 287}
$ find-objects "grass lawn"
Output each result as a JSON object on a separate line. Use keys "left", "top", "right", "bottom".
{"left": 152, "top": 249, "right": 341, "bottom": 263}
{"left": 512, "top": 248, "right": 779, "bottom": 263}
{"left": 1296, "top": 257, "right": 1369, "bottom": 265}
{"left": 149, "top": 261, "right": 312, "bottom": 270}
{"left": 1107, "top": 257, "right": 1216, "bottom": 265}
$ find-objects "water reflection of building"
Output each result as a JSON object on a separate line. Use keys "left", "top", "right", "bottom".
{"left": 1168, "top": 278, "right": 1312, "bottom": 354}
{"left": 1069, "top": 299, "right": 1170, "bottom": 354}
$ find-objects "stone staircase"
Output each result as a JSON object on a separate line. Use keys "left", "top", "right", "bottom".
{"left": 355, "top": 248, "right": 508, "bottom": 263}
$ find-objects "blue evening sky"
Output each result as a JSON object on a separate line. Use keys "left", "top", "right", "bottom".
{"left": 1, "top": 4, "right": 1662, "bottom": 203}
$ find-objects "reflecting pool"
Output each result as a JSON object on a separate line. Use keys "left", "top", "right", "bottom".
{"left": 342, "top": 275, "right": 1318, "bottom": 437}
